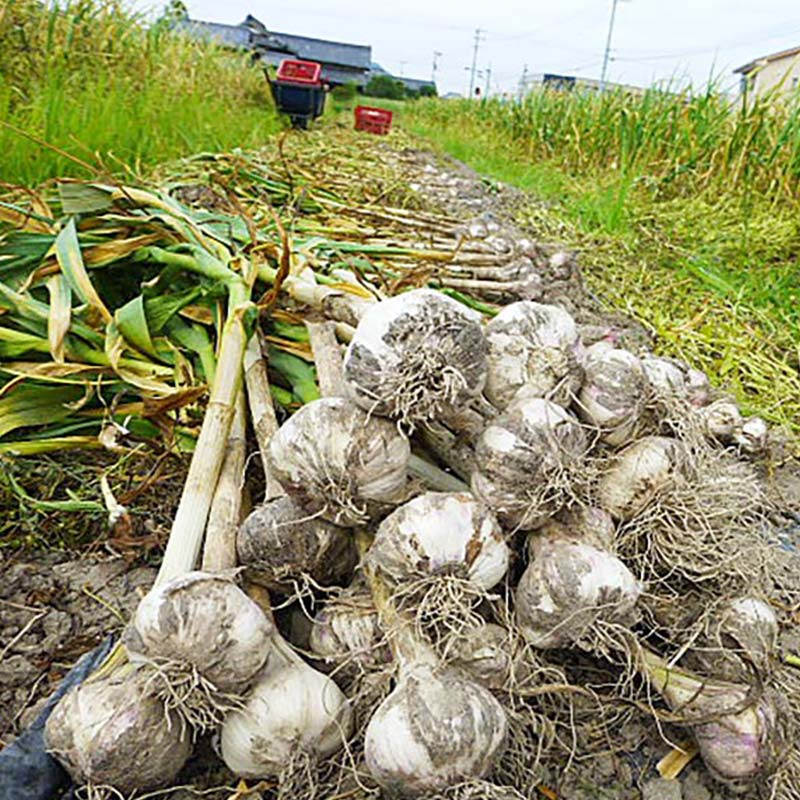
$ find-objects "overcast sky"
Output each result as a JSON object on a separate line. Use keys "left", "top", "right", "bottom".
{"left": 134, "top": 1, "right": 800, "bottom": 95}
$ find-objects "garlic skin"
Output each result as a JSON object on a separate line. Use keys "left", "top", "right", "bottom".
{"left": 128, "top": 571, "right": 273, "bottom": 691}
{"left": 552, "top": 505, "right": 616, "bottom": 551}
{"left": 472, "top": 398, "right": 589, "bottom": 529}
{"left": 45, "top": 666, "right": 192, "bottom": 793}
{"left": 597, "top": 436, "right": 683, "bottom": 521}
{"left": 576, "top": 344, "right": 647, "bottom": 446}
{"left": 268, "top": 397, "right": 410, "bottom": 526}
{"left": 237, "top": 496, "right": 356, "bottom": 592}
{"left": 516, "top": 531, "right": 641, "bottom": 649}
{"left": 484, "top": 301, "right": 583, "bottom": 410}
{"left": 368, "top": 492, "right": 510, "bottom": 590}
{"left": 343, "top": 289, "right": 488, "bottom": 429}
{"left": 221, "top": 640, "right": 353, "bottom": 778}
{"left": 364, "top": 661, "right": 507, "bottom": 796}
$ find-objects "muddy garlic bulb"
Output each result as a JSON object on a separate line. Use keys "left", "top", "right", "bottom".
{"left": 641, "top": 355, "right": 687, "bottom": 399}
{"left": 237, "top": 496, "right": 356, "bottom": 592}
{"left": 127, "top": 571, "right": 273, "bottom": 692}
{"left": 450, "top": 623, "right": 515, "bottom": 689}
{"left": 699, "top": 399, "right": 744, "bottom": 442}
{"left": 364, "top": 643, "right": 507, "bottom": 796}
{"left": 552, "top": 505, "right": 616, "bottom": 551}
{"left": 597, "top": 436, "right": 684, "bottom": 521}
{"left": 221, "top": 636, "right": 353, "bottom": 778}
{"left": 343, "top": 289, "right": 488, "bottom": 429}
{"left": 472, "top": 397, "right": 589, "bottom": 529}
{"left": 368, "top": 492, "right": 510, "bottom": 590}
{"left": 576, "top": 343, "right": 647, "bottom": 446}
{"left": 484, "top": 301, "right": 584, "bottom": 409}
{"left": 516, "top": 529, "right": 641, "bottom": 649}
{"left": 268, "top": 397, "right": 410, "bottom": 526}
{"left": 45, "top": 666, "right": 192, "bottom": 793}
{"left": 642, "top": 650, "right": 785, "bottom": 788}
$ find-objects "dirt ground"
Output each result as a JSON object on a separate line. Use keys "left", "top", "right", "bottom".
{"left": 2, "top": 135, "right": 799, "bottom": 800}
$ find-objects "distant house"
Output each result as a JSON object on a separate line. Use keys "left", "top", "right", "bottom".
{"left": 535, "top": 73, "right": 645, "bottom": 96}
{"left": 175, "top": 15, "right": 372, "bottom": 88}
{"left": 735, "top": 45, "right": 800, "bottom": 97}
{"left": 368, "top": 62, "right": 437, "bottom": 95}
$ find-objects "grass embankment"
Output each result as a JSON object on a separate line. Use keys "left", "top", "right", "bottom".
{"left": 400, "top": 92, "right": 800, "bottom": 439}
{"left": 0, "top": 0, "right": 281, "bottom": 185}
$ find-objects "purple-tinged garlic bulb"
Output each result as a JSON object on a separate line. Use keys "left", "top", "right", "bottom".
{"left": 484, "top": 301, "right": 584, "bottom": 409}
{"left": 343, "top": 289, "right": 488, "bottom": 430}
{"left": 597, "top": 436, "right": 684, "bottom": 520}
{"left": 268, "top": 397, "right": 410, "bottom": 526}
{"left": 237, "top": 496, "right": 356, "bottom": 592}
{"left": 45, "top": 666, "right": 192, "bottom": 793}
{"left": 367, "top": 492, "right": 510, "bottom": 591}
{"left": 516, "top": 529, "right": 641, "bottom": 649}
{"left": 576, "top": 343, "right": 647, "bottom": 446}
{"left": 472, "top": 398, "right": 589, "bottom": 529}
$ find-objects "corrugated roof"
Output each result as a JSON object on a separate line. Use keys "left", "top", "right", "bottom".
{"left": 734, "top": 44, "right": 800, "bottom": 75}
{"left": 268, "top": 31, "right": 371, "bottom": 70}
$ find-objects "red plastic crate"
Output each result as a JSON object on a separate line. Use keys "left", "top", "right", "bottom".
{"left": 276, "top": 59, "right": 322, "bottom": 86}
{"left": 355, "top": 105, "right": 393, "bottom": 135}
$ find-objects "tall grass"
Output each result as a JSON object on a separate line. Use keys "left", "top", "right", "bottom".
{"left": 0, "top": 0, "right": 281, "bottom": 184}
{"left": 400, "top": 90, "right": 800, "bottom": 437}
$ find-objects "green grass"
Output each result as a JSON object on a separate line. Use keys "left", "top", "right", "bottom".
{"left": 0, "top": 0, "right": 282, "bottom": 185}
{"left": 399, "top": 94, "right": 800, "bottom": 438}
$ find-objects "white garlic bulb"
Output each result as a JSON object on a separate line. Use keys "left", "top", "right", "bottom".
{"left": 576, "top": 343, "right": 647, "bottom": 446}
{"left": 516, "top": 530, "right": 641, "bottom": 649}
{"left": 549, "top": 505, "right": 617, "bottom": 552}
{"left": 472, "top": 397, "right": 589, "bottom": 529}
{"left": 268, "top": 397, "right": 410, "bottom": 526}
{"left": 237, "top": 496, "right": 356, "bottom": 592}
{"left": 343, "top": 289, "right": 488, "bottom": 430}
{"left": 699, "top": 399, "right": 743, "bottom": 441}
{"left": 484, "top": 301, "right": 583, "bottom": 409}
{"left": 364, "top": 659, "right": 507, "bottom": 795}
{"left": 45, "top": 666, "right": 192, "bottom": 793}
{"left": 127, "top": 571, "right": 273, "bottom": 692}
{"left": 734, "top": 416, "right": 769, "bottom": 454}
{"left": 368, "top": 492, "right": 510, "bottom": 590}
{"left": 597, "top": 436, "right": 684, "bottom": 521}
{"left": 641, "top": 355, "right": 687, "bottom": 399}
{"left": 221, "top": 637, "right": 353, "bottom": 778}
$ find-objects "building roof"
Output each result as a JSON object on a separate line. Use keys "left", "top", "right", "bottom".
{"left": 174, "top": 19, "right": 252, "bottom": 49}
{"left": 265, "top": 31, "right": 371, "bottom": 70}
{"left": 398, "top": 77, "right": 436, "bottom": 92}
{"left": 735, "top": 44, "right": 800, "bottom": 75}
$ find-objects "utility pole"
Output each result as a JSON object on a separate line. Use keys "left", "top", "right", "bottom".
{"left": 600, "top": 0, "right": 620, "bottom": 92}
{"left": 432, "top": 51, "right": 442, "bottom": 83}
{"left": 518, "top": 64, "right": 528, "bottom": 101}
{"left": 399, "top": 60, "right": 407, "bottom": 77}
{"left": 484, "top": 63, "right": 492, "bottom": 98}
{"left": 468, "top": 28, "right": 485, "bottom": 98}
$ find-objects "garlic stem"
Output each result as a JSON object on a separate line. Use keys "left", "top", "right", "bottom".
{"left": 202, "top": 390, "right": 247, "bottom": 572}
{"left": 306, "top": 320, "right": 346, "bottom": 397}
{"left": 408, "top": 453, "right": 469, "bottom": 492}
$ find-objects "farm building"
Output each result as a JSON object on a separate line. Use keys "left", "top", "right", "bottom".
{"left": 175, "top": 15, "right": 372, "bottom": 88}
{"left": 735, "top": 45, "right": 800, "bottom": 98}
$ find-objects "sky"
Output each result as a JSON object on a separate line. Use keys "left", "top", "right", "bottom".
{"left": 134, "top": 0, "right": 800, "bottom": 96}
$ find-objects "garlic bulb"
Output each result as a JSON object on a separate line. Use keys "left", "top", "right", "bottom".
{"left": 45, "top": 666, "right": 192, "bottom": 793}
{"left": 364, "top": 657, "right": 507, "bottom": 795}
{"left": 516, "top": 529, "right": 641, "bottom": 649}
{"left": 550, "top": 505, "right": 616, "bottom": 551}
{"left": 472, "top": 397, "right": 589, "bottom": 529}
{"left": 597, "top": 436, "right": 684, "bottom": 521}
{"left": 641, "top": 355, "right": 687, "bottom": 399}
{"left": 576, "top": 344, "right": 647, "bottom": 446}
{"left": 686, "top": 368, "right": 711, "bottom": 407}
{"left": 309, "top": 585, "right": 389, "bottom": 672}
{"left": 237, "top": 496, "right": 357, "bottom": 592}
{"left": 127, "top": 571, "right": 273, "bottom": 692}
{"left": 642, "top": 650, "right": 785, "bottom": 787}
{"left": 484, "top": 301, "right": 583, "bottom": 409}
{"left": 450, "top": 623, "right": 514, "bottom": 689}
{"left": 268, "top": 397, "right": 410, "bottom": 526}
{"left": 699, "top": 399, "right": 743, "bottom": 441}
{"left": 343, "top": 289, "right": 488, "bottom": 429}
{"left": 734, "top": 416, "right": 769, "bottom": 454}
{"left": 368, "top": 492, "right": 510, "bottom": 590}
{"left": 221, "top": 637, "right": 353, "bottom": 778}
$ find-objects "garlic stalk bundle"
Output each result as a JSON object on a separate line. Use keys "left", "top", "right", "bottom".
{"left": 641, "top": 649, "right": 786, "bottom": 789}
{"left": 364, "top": 637, "right": 508, "bottom": 796}
{"left": 367, "top": 492, "right": 510, "bottom": 591}
{"left": 268, "top": 397, "right": 411, "bottom": 526}
{"left": 576, "top": 343, "right": 647, "bottom": 446}
{"left": 484, "top": 301, "right": 584, "bottom": 410}
{"left": 472, "top": 397, "right": 589, "bottom": 529}
{"left": 127, "top": 571, "right": 273, "bottom": 692}
{"left": 45, "top": 665, "right": 192, "bottom": 793}
{"left": 221, "top": 635, "right": 353, "bottom": 778}
{"left": 597, "top": 436, "right": 684, "bottom": 521}
{"left": 237, "top": 496, "right": 357, "bottom": 592}
{"left": 343, "top": 289, "right": 488, "bottom": 430}
{"left": 516, "top": 528, "right": 641, "bottom": 649}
